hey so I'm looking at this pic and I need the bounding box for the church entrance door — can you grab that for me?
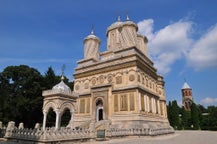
[96,99,103,122]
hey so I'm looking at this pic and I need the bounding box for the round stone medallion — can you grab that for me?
[108,75,113,83]
[92,79,96,85]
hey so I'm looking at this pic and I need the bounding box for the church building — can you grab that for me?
[73,15,170,129]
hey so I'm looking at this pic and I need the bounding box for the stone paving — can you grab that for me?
[84,130,217,144]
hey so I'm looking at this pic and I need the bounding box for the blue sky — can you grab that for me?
[0,0,217,107]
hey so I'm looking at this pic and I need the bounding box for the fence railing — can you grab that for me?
[2,121,174,143]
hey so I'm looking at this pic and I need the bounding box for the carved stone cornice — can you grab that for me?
[74,47,158,79]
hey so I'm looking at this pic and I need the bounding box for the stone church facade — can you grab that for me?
[73,16,170,129]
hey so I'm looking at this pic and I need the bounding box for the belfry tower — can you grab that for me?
[182,81,193,111]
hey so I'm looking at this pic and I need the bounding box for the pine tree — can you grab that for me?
[191,103,200,130]
[181,106,191,129]
[167,100,180,129]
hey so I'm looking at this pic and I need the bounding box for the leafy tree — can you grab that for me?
[0,65,74,128]
[0,65,43,128]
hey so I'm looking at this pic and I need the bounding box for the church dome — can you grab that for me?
[122,15,138,31]
[106,16,123,35]
[84,29,100,43]
[52,80,72,93]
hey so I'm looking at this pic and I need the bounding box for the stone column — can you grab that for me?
[154,99,156,114]
[42,111,47,131]
[0,121,2,129]
[138,93,141,111]
[151,98,154,113]
[157,100,160,115]
[164,102,167,118]
[55,110,61,130]
[18,123,24,129]
[67,111,74,128]
[5,121,15,137]
[144,95,147,112]
[147,96,149,112]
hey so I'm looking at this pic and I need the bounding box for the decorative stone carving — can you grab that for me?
[116,76,122,84]
[129,74,135,81]
[18,123,24,129]
[138,75,141,82]
[99,75,104,84]
[34,123,40,129]
[79,99,85,113]
[75,84,80,91]
[107,75,113,83]
[84,83,89,89]
[92,78,96,85]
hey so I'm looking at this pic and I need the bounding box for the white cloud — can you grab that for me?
[187,24,217,70]
[138,19,193,75]
[137,19,154,40]
[200,97,217,106]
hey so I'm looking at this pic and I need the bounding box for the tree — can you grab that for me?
[181,106,191,129]
[0,65,43,128]
[172,101,180,129]
[42,67,60,90]
[167,100,180,129]
[167,101,172,126]
[207,106,217,130]
[191,103,200,130]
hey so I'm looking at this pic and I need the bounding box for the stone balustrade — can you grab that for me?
[2,121,174,143]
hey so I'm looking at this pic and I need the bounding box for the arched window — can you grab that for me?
[185,91,188,96]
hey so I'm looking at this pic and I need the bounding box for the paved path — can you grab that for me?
[84,130,217,144]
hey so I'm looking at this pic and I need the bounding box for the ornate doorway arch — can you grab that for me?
[96,99,103,122]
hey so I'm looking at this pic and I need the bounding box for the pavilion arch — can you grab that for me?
[43,101,58,113]
[59,102,75,114]
[42,101,76,130]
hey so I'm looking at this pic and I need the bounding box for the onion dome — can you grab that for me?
[106,15,123,35]
[52,78,72,94]
[122,14,138,31]
[84,27,100,43]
